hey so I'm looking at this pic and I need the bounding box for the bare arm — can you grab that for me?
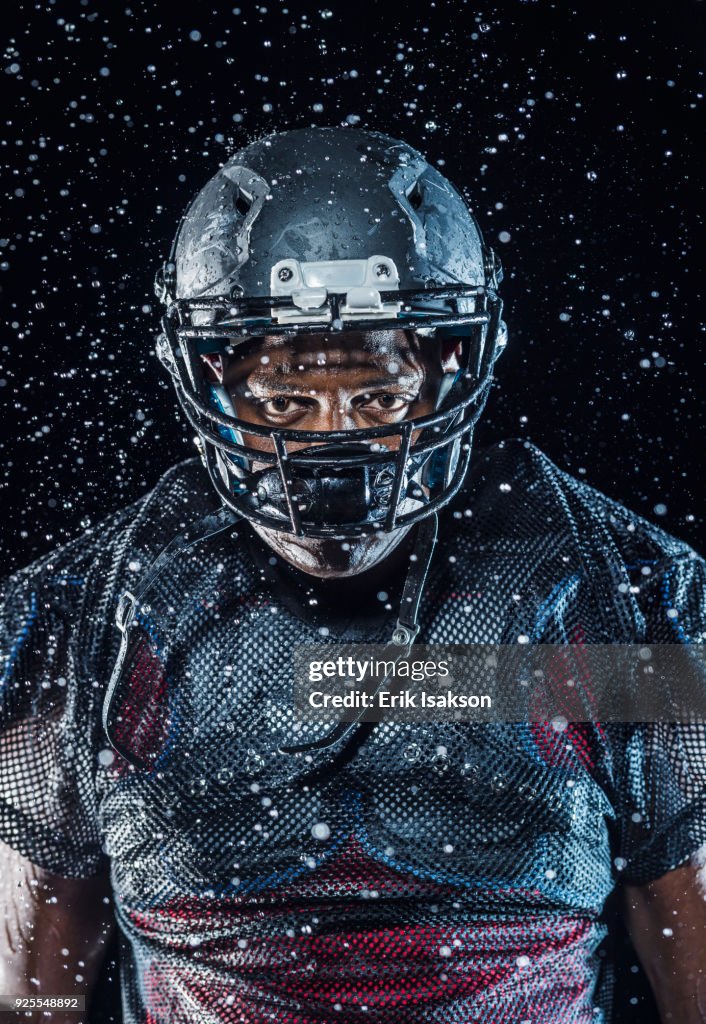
[625,857,706,1022]
[0,838,115,1024]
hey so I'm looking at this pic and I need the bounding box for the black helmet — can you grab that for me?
[155,126,507,538]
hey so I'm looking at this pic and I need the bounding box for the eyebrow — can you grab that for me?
[244,374,422,396]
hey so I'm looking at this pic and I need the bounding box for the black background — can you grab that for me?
[1,0,703,573]
[1,2,703,1018]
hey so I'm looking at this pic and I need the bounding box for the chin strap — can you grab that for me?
[278,511,439,757]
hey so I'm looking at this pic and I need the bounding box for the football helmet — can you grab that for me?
[154,127,507,538]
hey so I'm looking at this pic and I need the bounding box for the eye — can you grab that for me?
[259,396,308,417]
[361,392,413,413]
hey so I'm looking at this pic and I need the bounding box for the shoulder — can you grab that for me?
[1,458,216,670]
[443,439,704,641]
[3,459,210,591]
[464,437,700,567]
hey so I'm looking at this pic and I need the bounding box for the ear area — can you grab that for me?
[201,353,225,383]
[440,337,463,372]
[495,319,509,359]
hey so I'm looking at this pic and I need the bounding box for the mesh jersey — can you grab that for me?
[1,439,706,1024]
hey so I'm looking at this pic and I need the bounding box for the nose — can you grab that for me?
[298,393,360,436]
[323,397,357,433]
[309,398,409,455]
[275,399,356,460]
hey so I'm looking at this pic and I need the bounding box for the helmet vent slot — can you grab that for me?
[407,180,424,210]
[234,190,252,217]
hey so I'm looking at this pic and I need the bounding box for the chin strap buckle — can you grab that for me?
[154,260,177,304]
[115,591,137,633]
[484,248,503,289]
[391,621,420,649]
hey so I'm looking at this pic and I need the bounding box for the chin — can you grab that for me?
[251,524,411,579]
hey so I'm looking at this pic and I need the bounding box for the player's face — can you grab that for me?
[204,329,459,577]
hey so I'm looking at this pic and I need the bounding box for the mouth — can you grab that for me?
[254,522,406,579]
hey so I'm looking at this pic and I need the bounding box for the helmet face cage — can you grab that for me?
[154,128,506,538]
[159,288,503,538]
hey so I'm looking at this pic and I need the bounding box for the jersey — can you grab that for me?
[1,439,705,1024]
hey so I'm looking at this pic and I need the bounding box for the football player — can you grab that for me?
[1,127,705,1023]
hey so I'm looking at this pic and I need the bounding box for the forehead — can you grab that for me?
[225,329,428,378]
